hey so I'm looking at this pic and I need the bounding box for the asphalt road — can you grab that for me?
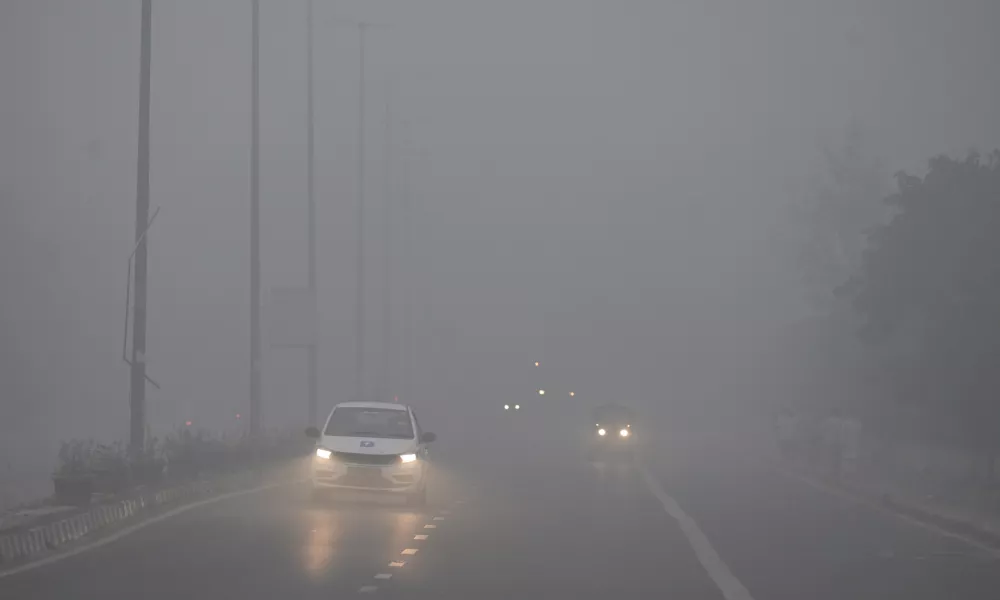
[2,428,999,599]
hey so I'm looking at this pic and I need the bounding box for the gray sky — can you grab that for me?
[2,0,998,467]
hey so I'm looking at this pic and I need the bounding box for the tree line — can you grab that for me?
[788,125,1000,455]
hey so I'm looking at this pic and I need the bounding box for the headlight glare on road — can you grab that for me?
[399,453,418,464]
[619,428,630,438]
[597,428,606,436]
[315,447,332,460]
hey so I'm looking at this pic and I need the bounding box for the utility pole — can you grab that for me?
[305,0,318,424]
[129,0,152,455]
[355,22,367,402]
[400,122,413,403]
[382,98,392,401]
[250,0,262,439]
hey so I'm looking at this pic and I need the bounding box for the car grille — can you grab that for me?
[337,467,407,489]
[332,451,400,466]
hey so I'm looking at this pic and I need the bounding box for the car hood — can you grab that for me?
[319,435,418,455]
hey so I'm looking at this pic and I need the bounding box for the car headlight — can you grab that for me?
[619,428,630,438]
[504,404,510,410]
[597,428,606,436]
[315,447,332,460]
[399,453,418,464]
[515,404,520,410]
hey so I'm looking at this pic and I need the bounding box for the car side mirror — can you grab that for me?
[420,432,437,444]
[305,426,321,439]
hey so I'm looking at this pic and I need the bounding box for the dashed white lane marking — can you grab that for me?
[640,468,755,600]
[0,479,297,579]
[358,496,460,593]
[439,509,451,515]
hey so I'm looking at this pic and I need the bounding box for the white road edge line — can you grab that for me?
[640,468,755,600]
[0,480,298,579]
[775,465,1000,559]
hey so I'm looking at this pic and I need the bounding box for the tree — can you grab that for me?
[776,123,890,417]
[843,150,1000,452]
[794,122,890,315]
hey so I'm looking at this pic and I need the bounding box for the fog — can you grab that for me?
[2,0,999,488]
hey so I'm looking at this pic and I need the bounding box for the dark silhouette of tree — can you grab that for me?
[843,150,1000,452]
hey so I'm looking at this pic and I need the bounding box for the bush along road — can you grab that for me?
[0,428,312,570]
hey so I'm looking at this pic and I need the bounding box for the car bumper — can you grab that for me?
[311,459,426,493]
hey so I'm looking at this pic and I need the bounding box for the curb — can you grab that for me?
[777,460,1000,553]
[859,483,1000,550]
[0,469,274,566]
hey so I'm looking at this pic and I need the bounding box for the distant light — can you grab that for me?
[538,389,545,396]
[514,404,520,410]
[185,420,192,427]
[569,391,575,397]
[236,413,241,419]
[534,361,539,367]
[393,395,399,403]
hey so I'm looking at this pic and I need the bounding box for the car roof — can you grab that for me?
[333,401,410,411]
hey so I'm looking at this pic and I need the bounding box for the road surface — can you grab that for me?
[2,431,998,599]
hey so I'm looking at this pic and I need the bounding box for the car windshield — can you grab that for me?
[593,406,633,426]
[324,407,414,439]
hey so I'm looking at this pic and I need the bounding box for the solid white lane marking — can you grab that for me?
[0,480,297,579]
[401,548,419,555]
[414,534,428,540]
[424,524,437,529]
[641,468,755,600]
[374,573,392,580]
[359,585,378,593]
[389,560,406,567]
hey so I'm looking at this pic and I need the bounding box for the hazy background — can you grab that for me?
[2,0,999,482]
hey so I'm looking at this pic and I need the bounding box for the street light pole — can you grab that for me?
[129,0,153,455]
[355,22,368,402]
[305,0,318,424]
[382,98,392,402]
[250,0,262,439]
[400,121,412,403]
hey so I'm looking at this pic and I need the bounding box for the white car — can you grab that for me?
[305,401,436,506]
